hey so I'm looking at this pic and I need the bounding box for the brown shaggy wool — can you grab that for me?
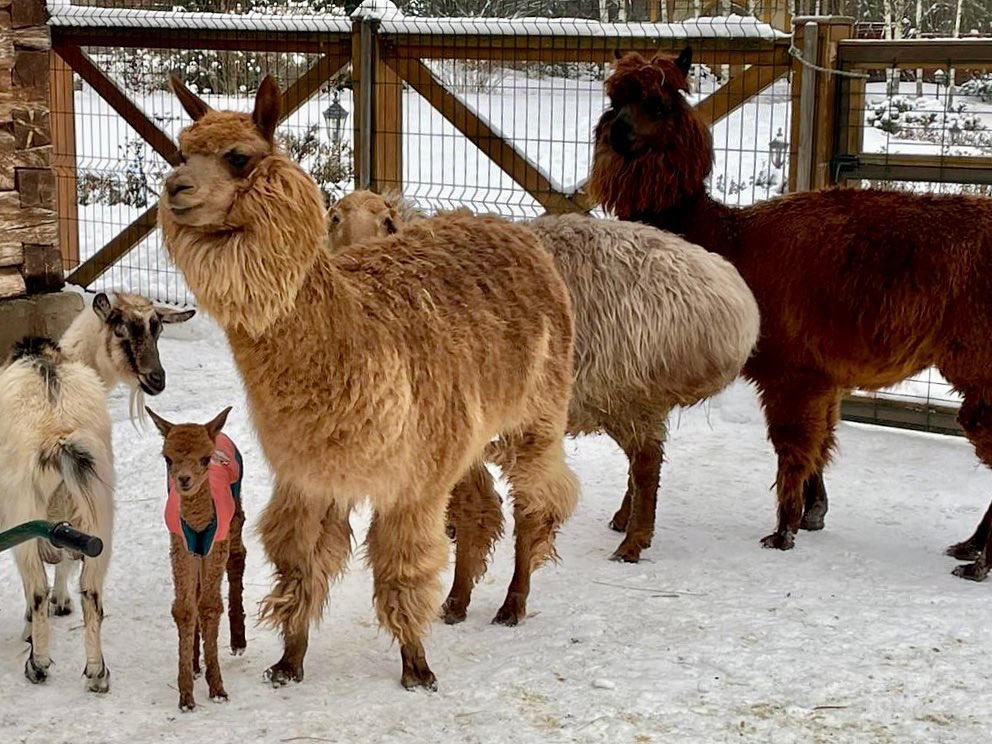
[158,76,579,689]
[589,47,992,581]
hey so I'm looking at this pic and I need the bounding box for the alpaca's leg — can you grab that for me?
[16,543,51,684]
[608,419,666,563]
[801,391,841,531]
[947,499,992,562]
[79,547,112,693]
[171,537,198,711]
[608,472,634,533]
[493,425,579,626]
[259,484,352,686]
[192,617,201,678]
[366,492,449,690]
[51,560,75,616]
[442,462,504,625]
[948,390,992,580]
[199,544,230,702]
[758,379,839,551]
[227,504,248,655]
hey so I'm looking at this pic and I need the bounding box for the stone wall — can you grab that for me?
[0,0,61,300]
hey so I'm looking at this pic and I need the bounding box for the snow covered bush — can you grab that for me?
[959,74,992,103]
[278,124,355,204]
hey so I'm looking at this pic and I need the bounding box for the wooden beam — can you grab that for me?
[694,64,789,128]
[838,39,992,69]
[373,42,403,193]
[65,204,158,289]
[387,56,584,215]
[51,26,352,56]
[279,53,350,120]
[836,154,992,186]
[54,43,180,165]
[49,48,79,270]
[841,394,962,437]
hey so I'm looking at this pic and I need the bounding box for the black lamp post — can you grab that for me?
[768,127,787,170]
[323,89,349,147]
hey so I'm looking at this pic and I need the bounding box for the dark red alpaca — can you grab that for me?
[589,47,992,580]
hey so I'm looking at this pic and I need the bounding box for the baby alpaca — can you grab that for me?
[147,406,246,711]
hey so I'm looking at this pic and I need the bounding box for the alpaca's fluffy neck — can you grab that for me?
[160,156,327,339]
[59,307,129,391]
[629,190,740,261]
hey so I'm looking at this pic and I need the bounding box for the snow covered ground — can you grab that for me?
[2,308,992,743]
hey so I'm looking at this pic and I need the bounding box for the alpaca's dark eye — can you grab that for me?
[646,100,669,120]
[226,151,250,170]
[200,456,211,467]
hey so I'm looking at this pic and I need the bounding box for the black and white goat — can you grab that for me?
[0,293,194,692]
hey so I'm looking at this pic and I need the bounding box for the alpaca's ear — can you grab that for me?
[157,306,196,324]
[92,292,112,321]
[384,206,400,235]
[252,75,281,143]
[169,75,212,122]
[145,407,174,438]
[204,406,232,441]
[327,206,342,227]
[675,46,692,77]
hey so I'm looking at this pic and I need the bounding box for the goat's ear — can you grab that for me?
[252,75,281,144]
[145,407,174,438]
[204,406,232,441]
[158,306,196,324]
[92,292,112,321]
[675,46,692,77]
[169,75,212,122]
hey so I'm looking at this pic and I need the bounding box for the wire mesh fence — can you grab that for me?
[48,1,793,306]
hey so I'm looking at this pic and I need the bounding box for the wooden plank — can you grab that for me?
[387,56,584,215]
[841,394,962,437]
[55,43,179,165]
[695,63,789,128]
[51,26,351,55]
[49,47,79,269]
[0,266,26,299]
[838,39,992,69]
[392,39,790,67]
[373,43,403,193]
[65,204,158,289]
[839,154,992,186]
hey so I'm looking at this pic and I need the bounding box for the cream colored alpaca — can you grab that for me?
[158,76,579,690]
[326,191,760,620]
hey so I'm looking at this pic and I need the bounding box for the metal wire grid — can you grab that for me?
[49,2,792,307]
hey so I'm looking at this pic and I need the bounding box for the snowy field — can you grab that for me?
[2,307,992,743]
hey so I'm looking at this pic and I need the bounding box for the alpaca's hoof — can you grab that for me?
[192,666,202,679]
[179,696,196,712]
[492,595,525,627]
[85,662,110,693]
[264,660,303,687]
[946,541,983,562]
[441,597,468,625]
[610,547,641,563]
[231,645,246,656]
[799,512,825,532]
[24,656,48,684]
[210,691,229,703]
[50,597,72,616]
[952,561,989,582]
[401,663,437,691]
[760,531,795,551]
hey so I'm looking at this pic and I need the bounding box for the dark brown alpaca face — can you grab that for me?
[597,48,694,160]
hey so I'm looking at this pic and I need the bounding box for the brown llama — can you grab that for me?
[158,76,579,689]
[325,190,760,620]
[146,406,246,711]
[589,46,992,580]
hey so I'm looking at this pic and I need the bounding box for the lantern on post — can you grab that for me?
[768,127,787,170]
[323,89,349,148]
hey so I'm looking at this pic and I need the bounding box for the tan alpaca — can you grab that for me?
[158,76,579,690]
[147,406,246,711]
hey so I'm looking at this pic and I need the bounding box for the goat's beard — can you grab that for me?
[128,385,147,431]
